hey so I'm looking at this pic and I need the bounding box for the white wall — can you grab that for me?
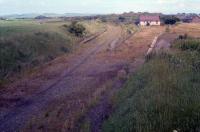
[140,21,160,26]
[150,21,161,26]
[140,21,147,26]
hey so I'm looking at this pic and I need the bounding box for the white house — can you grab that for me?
[140,15,161,26]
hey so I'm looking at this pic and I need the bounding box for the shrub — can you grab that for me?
[101,18,107,23]
[118,16,126,22]
[161,15,180,25]
[66,21,86,37]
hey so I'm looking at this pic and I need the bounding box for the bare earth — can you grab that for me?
[0,24,164,132]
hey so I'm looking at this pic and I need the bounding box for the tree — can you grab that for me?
[118,16,126,22]
[162,15,180,25]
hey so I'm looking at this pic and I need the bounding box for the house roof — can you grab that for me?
[140,15,160,21]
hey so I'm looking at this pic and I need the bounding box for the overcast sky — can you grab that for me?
[0,0,200,15]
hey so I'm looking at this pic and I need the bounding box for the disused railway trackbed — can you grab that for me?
[0,25,126,132]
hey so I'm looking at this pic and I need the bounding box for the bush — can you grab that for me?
[118,16,126,22]
[162,15,180,25]
[67,21,86,37]
[101,17,107,23]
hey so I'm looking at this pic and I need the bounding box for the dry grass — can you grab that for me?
[103,26,165,60]
[80,20,106,36]
[171,23,200,37]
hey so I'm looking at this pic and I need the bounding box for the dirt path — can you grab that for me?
[0,25,165,132]
[155,33,178,51]
[146,32,178,56]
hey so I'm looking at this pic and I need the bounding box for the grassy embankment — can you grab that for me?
[0,19,105,83]
[103,37,200,132]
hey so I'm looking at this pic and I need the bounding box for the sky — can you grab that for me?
[0,0,200,15]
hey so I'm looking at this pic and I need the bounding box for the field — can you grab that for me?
[0,19,105,82]
[171,23,200,37]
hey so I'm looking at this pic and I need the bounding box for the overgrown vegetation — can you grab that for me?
[0,20,105,82]
[174,37,200,51]
[0,32,72,80]
[103,38,200,132]
[65,21,86,37]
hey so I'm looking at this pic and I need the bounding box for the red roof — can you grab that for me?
[140,15,160,21]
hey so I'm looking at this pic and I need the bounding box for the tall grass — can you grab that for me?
[174,38,200,51]
[0,32,72,81]
[103,39,200,132]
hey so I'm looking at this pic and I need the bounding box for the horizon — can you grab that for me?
[1,11,200,18]
[1,12,200,15]
[0,0,200,16]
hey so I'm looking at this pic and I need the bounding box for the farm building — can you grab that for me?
[140,15,161,26]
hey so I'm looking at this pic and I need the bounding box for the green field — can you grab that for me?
[0,19,105,82]
[103,38,200,132]
[0,19,105,37]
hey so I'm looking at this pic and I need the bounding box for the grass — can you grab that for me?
[103,38,200,132]
[0,19,105,82]
[0,32,72,79]
[0,20,47,36]
[80,20,106,35]
[173,38,200,51]
[121,23,139,35]
[171,23,200,37]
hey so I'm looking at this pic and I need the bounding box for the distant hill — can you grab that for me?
[35,15,50,19]
[1,13,39,19]
[1,13,96,19]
